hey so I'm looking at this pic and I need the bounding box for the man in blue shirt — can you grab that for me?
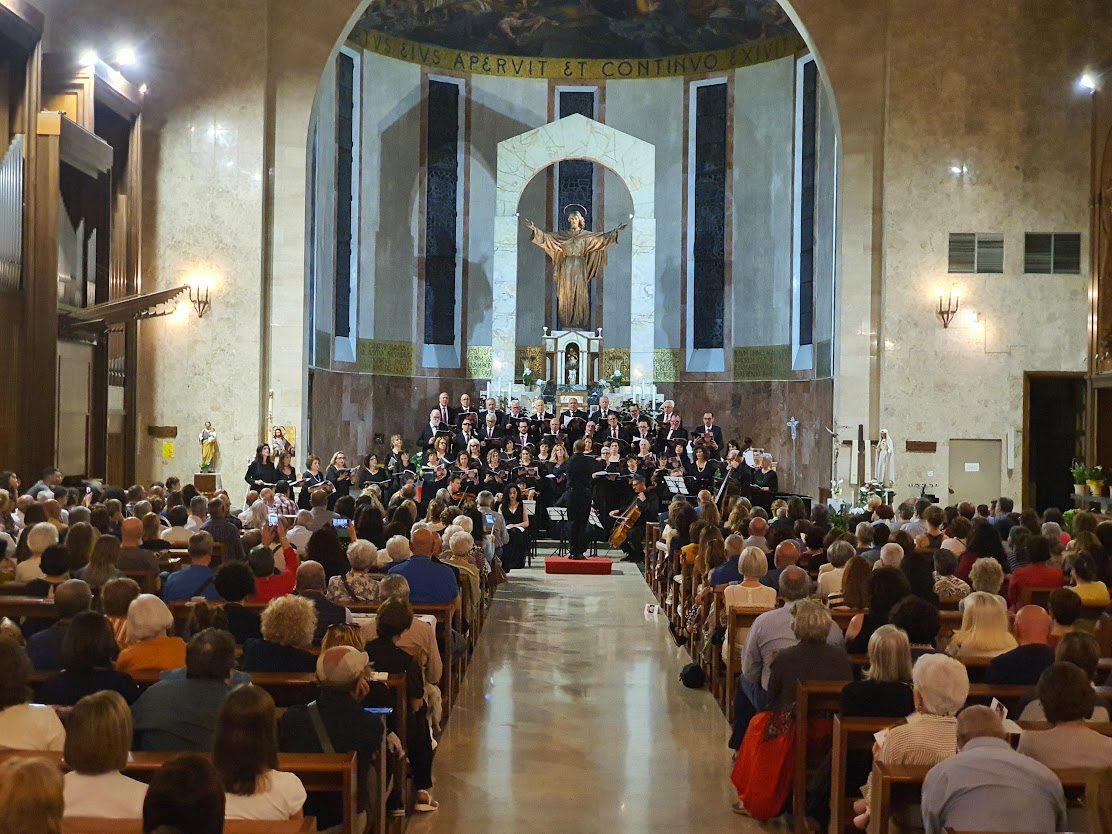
[388,528,458,604]
[710,534,745,586]
[162,532,221,601]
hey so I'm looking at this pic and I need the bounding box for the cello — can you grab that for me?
[608,499,642,548]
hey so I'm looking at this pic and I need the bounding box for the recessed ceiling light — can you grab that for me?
[115,46,137,66]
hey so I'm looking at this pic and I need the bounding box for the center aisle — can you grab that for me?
[408,561,773,833]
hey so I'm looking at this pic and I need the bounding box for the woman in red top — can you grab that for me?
[248,522,300,602]
[1007,535,1063,610]
[954,521,1007,582]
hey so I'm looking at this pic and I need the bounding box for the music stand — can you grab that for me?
[588,507,604,558]
[546,506,570,557]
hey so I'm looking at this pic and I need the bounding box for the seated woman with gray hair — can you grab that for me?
[959,557,1007,613]
[114,595,185,676]
[852,653,969,830]
[326,539,381,604]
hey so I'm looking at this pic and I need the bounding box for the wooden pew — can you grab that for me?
[63,819,316,833]
[791,680,1035,834]
[0,750,362,834]
[866,761,1103,834]
[830,715,902,834]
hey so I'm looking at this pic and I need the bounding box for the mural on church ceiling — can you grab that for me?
[357,0,796,58]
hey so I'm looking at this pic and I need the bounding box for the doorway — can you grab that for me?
[1026,374,1084,513]
[948,439,1002,506]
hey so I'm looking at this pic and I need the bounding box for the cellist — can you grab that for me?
[608,473,659,564]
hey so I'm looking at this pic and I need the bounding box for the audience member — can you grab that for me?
[888,595,940,655]
[142,754,225,834]
[161,505,193,545]
[743,516,769,552]
[921,705,1066,834]
[27,578,92,669]
[946,591,1018,659]
[1007,535,1064,609]
[62,690,147,817]
[242,595,318,672]
[296,560,352,642]
[38,611,136,705]
[1018,661,1112,768]
[213,561,263,642]
[0,755,64,834]
[765,600,852,712]
[831,554,870,609]
[932,549,970,599]
[1068,550,1110,606]
[15,521,58,580]
[723,546,777,609]
[77,534,124,589]
[759,540,800,590]
[201,497,246,562]
[845,567,911,653]
[899,551,939,605]
[162,531,221,601]
[24,543,70,597]
[132,628,239,751]
[327,538,381,603]
[710,534,745,585]
[960,557,1007,612]
[115,594,186,675]
[101,576,140,644]
[378,573,443,692]
[1023,632,1110,721]
[215,685,306,820]
[0,640,66,750]
[984,604,1053,685]
[117,516,160,576]
[279,646,385,832]
[1047,587,1084,647]
[388,528,458,604]
[817,539,853,600]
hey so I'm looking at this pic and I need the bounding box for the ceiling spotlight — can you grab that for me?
[115,46,137,66]
[79,50,98,67]
[1078,72,1098,92]
[949,165,962,175]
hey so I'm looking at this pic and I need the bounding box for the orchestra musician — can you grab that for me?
[445,472,467,504]
[608,473,659,563]
[556,438,601,559]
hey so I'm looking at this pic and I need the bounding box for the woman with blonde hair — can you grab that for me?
[241,595,318,673]
[77,534,124,589]
[115,595,186,675]
[63,690,147,817]
[960,557,1007,612]
[424,498,446,532]
[0,756,64,834]
[946,591,1018,658]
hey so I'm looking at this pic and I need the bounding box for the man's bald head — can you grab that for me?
[120,516,143,546]
[748,517,768,537]
[774,540,800,569]
[295,560,326,592]
[956,705,1006,748]
[779,565,810,601]
[725,533,745,557]
[1013,605,1051,646]
[410,528,438,557]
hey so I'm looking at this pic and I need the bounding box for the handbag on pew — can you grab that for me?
[729,710,795,820]
[487,555,507,589]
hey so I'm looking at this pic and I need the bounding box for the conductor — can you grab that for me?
[556,438,601,559]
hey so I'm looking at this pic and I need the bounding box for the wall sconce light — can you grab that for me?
[936,287,960,328]
[186,273,214,318]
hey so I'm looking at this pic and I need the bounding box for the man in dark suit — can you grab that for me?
[451,393,476,427]
[480,397,504,427]
[417,410,449,451]
[512,419,536,451]
[697,411,724,457]
[529,398,553,429]
[434,392,453,427]
[656,399,678,428]
[655,413,688,454]
[454,416,479,457]
[561,397,589,445]
[630,418,655,448]
[602,412,626,445]
[556,439,601,559]
[479,412,504,445]
[502,398,526,432]
[588,395,616,427]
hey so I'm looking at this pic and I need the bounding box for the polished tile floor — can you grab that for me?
[409,562,781,833]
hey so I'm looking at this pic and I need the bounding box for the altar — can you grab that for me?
[542,328,603,387]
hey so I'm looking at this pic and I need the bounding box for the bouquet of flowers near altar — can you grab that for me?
[858,479,889,505]
[610,367,623,389]
[830,478,844,499]
[521,364,534,388]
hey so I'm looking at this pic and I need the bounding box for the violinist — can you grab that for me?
[608,474,659,563]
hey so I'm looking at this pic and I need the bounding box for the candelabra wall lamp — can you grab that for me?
[187,272,215,318]
[936,286,960,328]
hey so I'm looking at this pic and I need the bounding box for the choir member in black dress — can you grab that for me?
[357,454,392,490]
[325,451,353,508]
[482,449,508,494]
[499,484,530,570]
[298,455,326,510]
[516,449,541,500]
[453,453,481,494]
[245,444,281,492]
[686,445,717,491]
[275,452,298,489]
[751,453,778,511]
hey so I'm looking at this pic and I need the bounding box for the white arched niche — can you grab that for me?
[491,113,656,384]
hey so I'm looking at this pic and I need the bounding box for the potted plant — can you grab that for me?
[1087,465,1106,497]
[1071,462,1089,496]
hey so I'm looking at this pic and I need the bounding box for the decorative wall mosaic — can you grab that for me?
[601,347,631,379]
[356,339,415,376]
[733,344,791,381]
[653,348,682,382]
[465,344,492,378]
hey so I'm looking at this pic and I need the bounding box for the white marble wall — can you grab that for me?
[492,113,656,381]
